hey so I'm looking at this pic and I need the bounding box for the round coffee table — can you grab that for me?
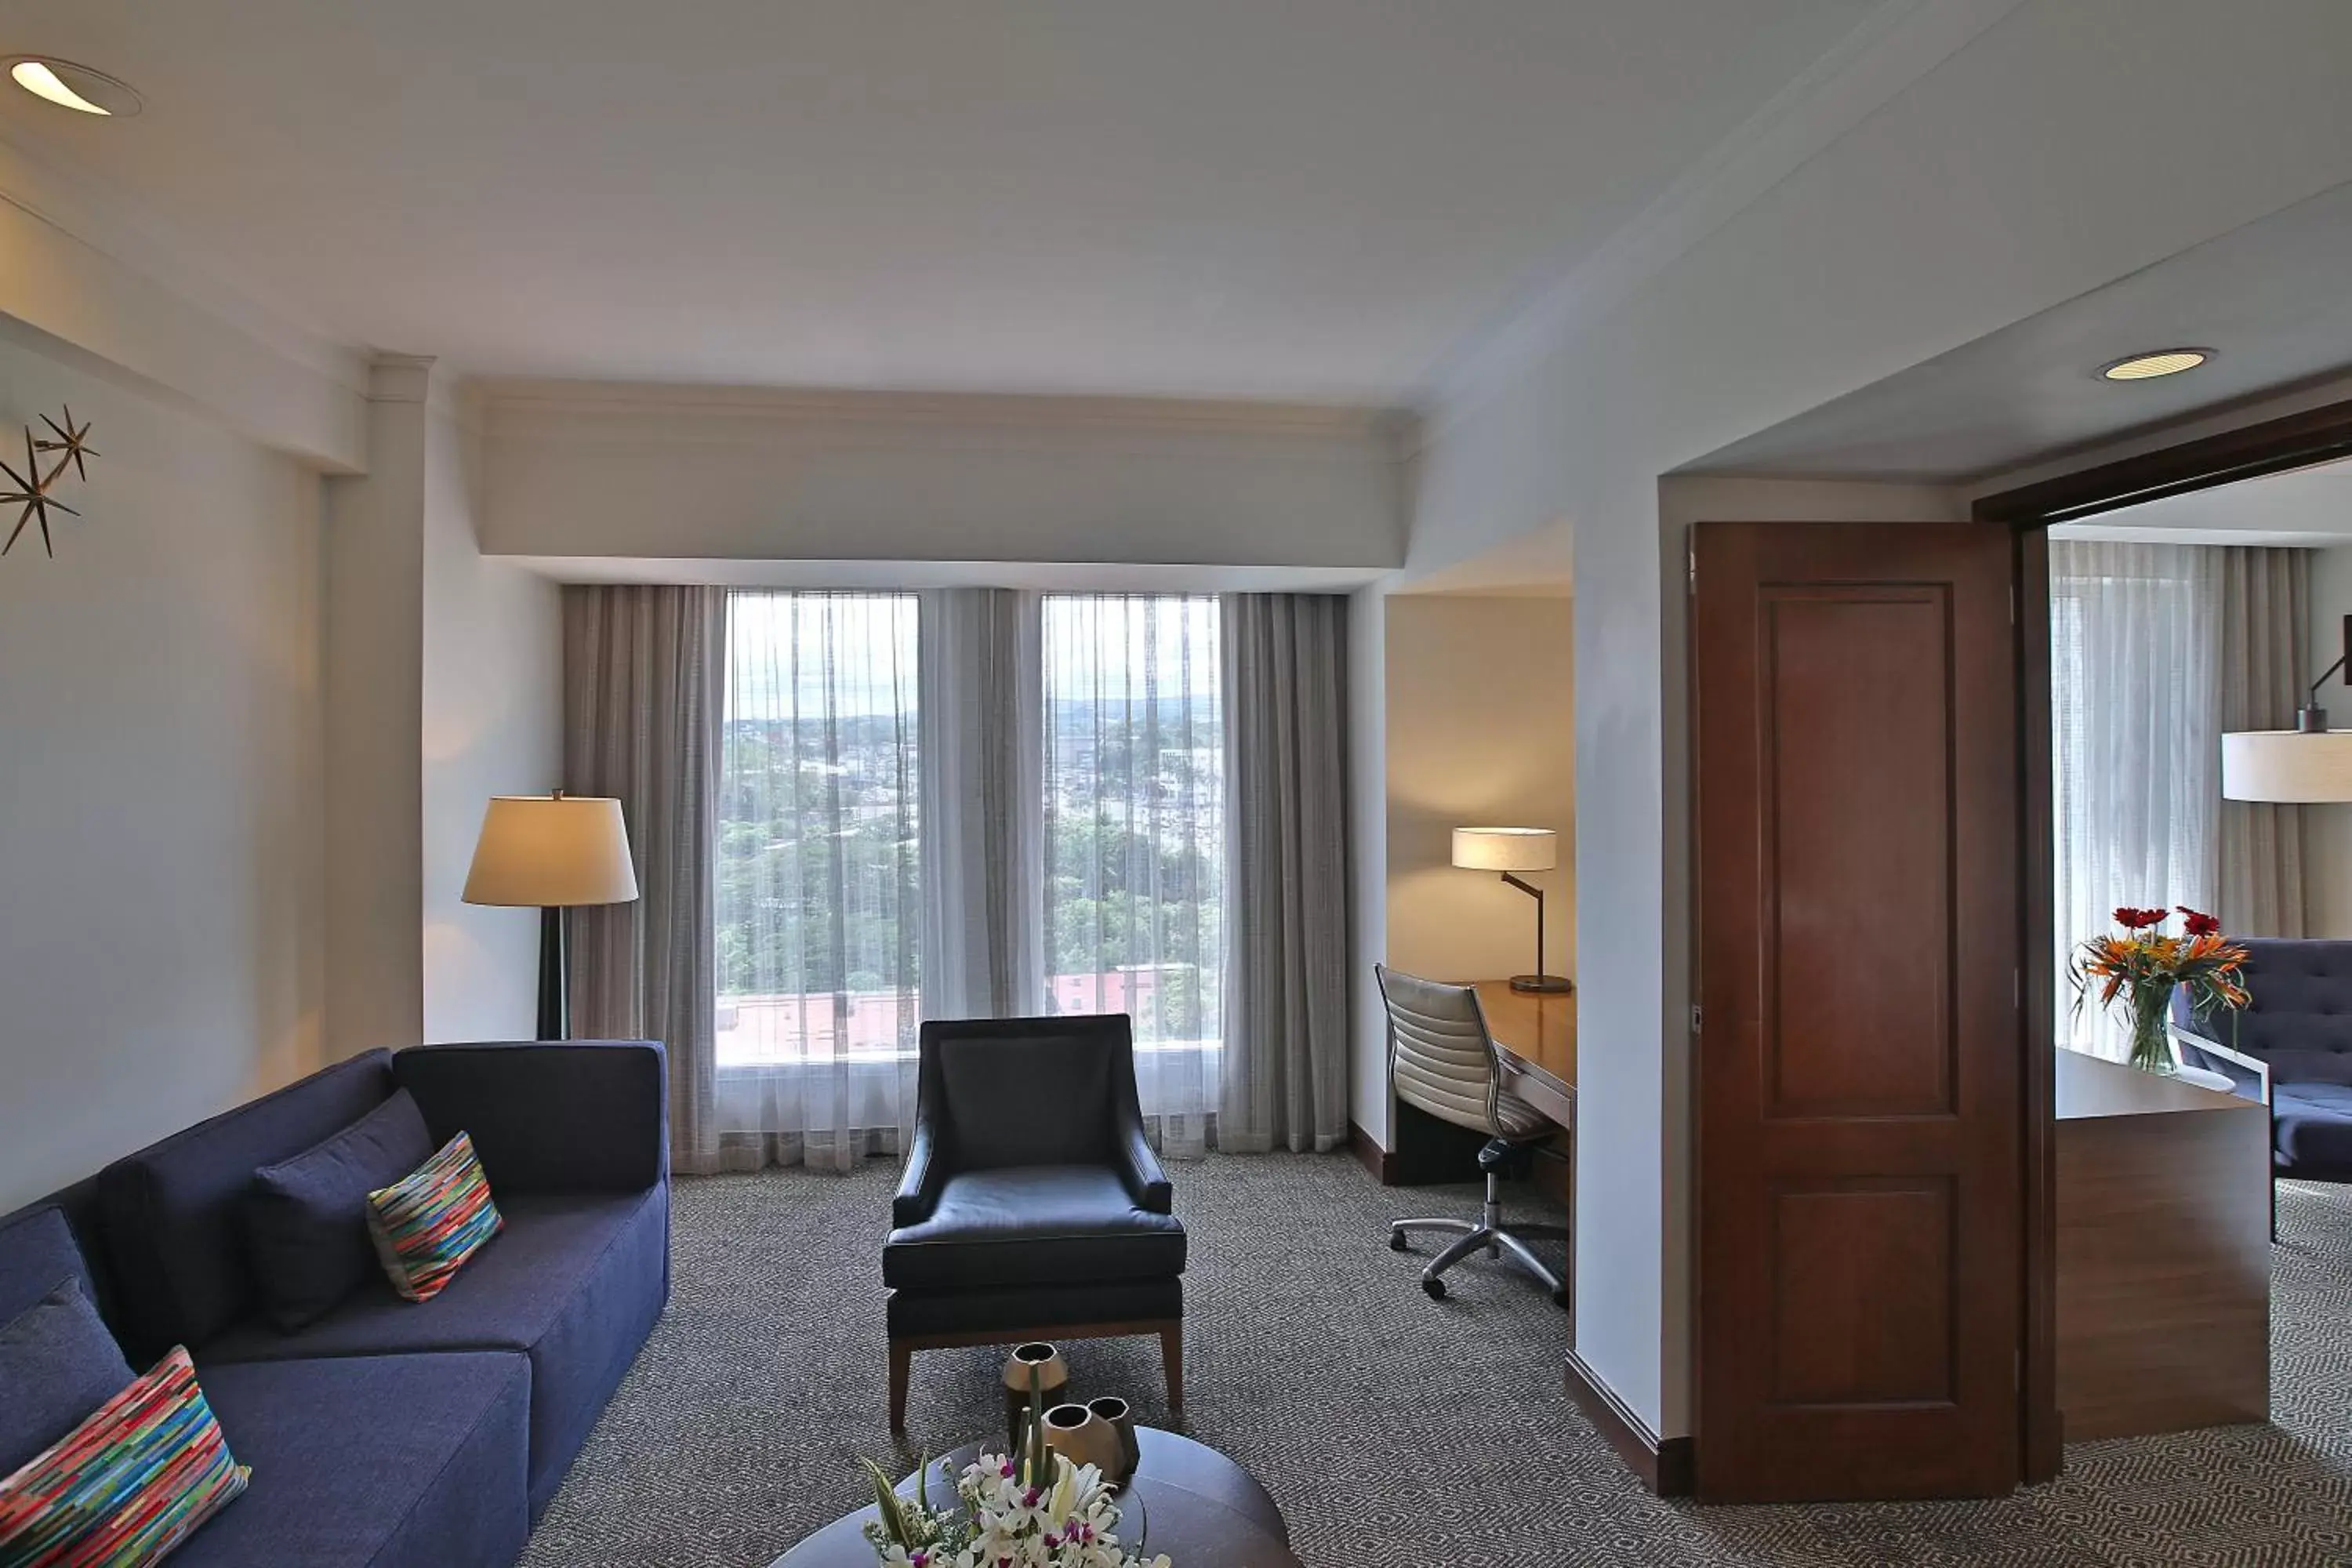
[771,1428,1298,1567]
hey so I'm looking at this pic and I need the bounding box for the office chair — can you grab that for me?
[1375,964,1569,1307]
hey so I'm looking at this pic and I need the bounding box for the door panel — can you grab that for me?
[1693,521,2023,1501]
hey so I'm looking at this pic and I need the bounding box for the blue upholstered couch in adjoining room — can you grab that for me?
[0,1039,670,1568]
[2172,937,2352,1184]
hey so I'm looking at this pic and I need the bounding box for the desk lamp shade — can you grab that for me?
[1451,827,1570,995]
[462,794,637,1039]
[463,795,639,907]
[1451,826,1557,873]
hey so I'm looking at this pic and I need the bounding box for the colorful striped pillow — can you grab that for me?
[0,1345,248,1566]
[365,1132,503,1302]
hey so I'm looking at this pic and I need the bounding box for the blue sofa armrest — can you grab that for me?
[394,1040,668,1196]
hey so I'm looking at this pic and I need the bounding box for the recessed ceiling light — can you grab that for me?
[5,56,141,117]
[2100,348,2211,382]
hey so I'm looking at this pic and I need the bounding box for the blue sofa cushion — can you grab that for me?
[2274,1082,2352,1178]
[0,1278,133,1476]
[201,1187,668,1519]
[0,1204,99,1327]
[177,1352,530,1568]
[395,1041,669,1194]
[98,1051,397,1359]
[246,1088,437,1332]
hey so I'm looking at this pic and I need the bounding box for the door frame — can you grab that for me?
[1973,392,2352,1483]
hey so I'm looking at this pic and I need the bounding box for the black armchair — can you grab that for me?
[882,1014,1186,1434]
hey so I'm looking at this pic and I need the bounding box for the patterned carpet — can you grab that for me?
[518,1156,2352,1567]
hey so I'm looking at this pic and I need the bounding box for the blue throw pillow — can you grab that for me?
[245,1088,436,1331]
[0,1277,134,1478]
[0,1205,97,1328]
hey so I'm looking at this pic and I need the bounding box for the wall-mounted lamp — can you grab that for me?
[2223,613,2352,803]
[1451,826,1571,995]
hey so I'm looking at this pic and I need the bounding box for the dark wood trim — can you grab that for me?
[2016,524,2063,1484]
[1564,1349,1693,1497]
[1973,396,2352,1481]
[891,1318,1183,1434]
[1973,394,2352,525]
[1348,1120,1398,1184]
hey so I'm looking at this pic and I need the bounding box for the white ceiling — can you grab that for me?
[2056,456,2352,548]
[0,0,1879,399]
[1687,175,2352,481]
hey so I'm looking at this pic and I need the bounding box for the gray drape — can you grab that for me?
[917,588,1047,1020]
[1219,593,1351,1153]
[2215,546,2307,935]
[564,584,727,1174]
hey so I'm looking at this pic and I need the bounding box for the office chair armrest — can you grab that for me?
[2169,1023,2270,1105]
[1112,1118,1174,1214]
[891,1116,946,1228]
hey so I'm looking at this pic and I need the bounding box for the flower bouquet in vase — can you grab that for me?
[857,1369,1171,1568]
[2068,905,2249,1075]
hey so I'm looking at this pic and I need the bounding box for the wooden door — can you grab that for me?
[1693,521,2025,1501]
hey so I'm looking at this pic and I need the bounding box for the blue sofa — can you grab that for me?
[0,1040,669,1568]
[2172,936,2352,1183]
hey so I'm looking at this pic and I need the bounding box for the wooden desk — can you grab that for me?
[1473,981,1577,1129]
[2054,1048,2270,1440]
[1383,981,1575,1187]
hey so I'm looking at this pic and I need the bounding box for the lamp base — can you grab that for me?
[1508,974,1573,996]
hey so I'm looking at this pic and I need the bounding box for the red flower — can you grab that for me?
[2178,907,2223,937]
[2113,906,2168,930]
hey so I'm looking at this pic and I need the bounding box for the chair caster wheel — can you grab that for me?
[1552,1286,1570,1310]
[1388,1230,1409,1252]
[1421,1276,1446,1301]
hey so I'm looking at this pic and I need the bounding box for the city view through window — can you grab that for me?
[713,593,1224,1068]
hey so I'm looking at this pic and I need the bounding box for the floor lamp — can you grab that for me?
[2223,615,2352,804]
[462,793,641,1040]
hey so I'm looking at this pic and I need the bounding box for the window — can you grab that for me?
[1042,595,1225,1053]
[715,592,920,1069]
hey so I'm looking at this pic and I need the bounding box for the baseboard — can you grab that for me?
[1563,1349,1693,1497]
[1348,1121,1398,1185]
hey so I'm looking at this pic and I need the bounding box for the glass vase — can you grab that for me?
[2125,987,2177,1076]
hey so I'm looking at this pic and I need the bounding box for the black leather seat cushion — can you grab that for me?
[883,1165,1187,1292]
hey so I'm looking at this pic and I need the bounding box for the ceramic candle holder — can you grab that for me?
[1002,1342,1068,1452]
[1086,1396,1140,1481]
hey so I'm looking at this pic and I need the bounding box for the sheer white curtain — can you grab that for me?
[2050,540,2307,1057]
[713,592,921,1171]
[1043,595,1225,1156]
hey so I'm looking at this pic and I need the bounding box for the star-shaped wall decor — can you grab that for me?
[3,408,96,560]
[34,405,97,482]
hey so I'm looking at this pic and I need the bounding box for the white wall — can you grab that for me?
[1383,594,1576,985]
[0,332,325,1210]
[1346,580,1391,1144]
[481,383,1410,572]
[421,404,561,1042]
[1406,0,2352,1440]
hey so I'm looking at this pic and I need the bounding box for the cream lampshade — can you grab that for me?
[463,793,638,1040]
[463,795,639,906]
[2221,730,2352,804]
[1451,827,1570,995]
[1450,826,1558,873]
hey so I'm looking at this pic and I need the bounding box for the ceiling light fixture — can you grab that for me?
[5,57,141,117]
[2100,348,2211,382]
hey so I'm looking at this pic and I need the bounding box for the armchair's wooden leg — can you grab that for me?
[889,1340,912,1435]
[1159,1324,1183,1413]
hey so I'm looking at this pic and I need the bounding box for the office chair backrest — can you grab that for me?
[1375,964,1506,1138]
[916,1013,1136,1170]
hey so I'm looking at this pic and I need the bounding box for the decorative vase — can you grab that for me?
[1086,1396,1140,1482]
[1002,1343,1068,1452]
[2126,984,2178,1076]
[1041,1402,1125,1481]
